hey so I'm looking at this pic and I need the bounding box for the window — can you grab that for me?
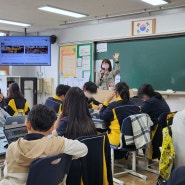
[0,32,6,36]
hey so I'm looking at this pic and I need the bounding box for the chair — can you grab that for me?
[26,153,72,185]
[66,133,113,185]
[111,114,152,185]
[146,112,177,174]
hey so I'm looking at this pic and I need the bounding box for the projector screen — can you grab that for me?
[0,36,51,66]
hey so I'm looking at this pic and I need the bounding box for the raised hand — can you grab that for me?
[113,53,120,62]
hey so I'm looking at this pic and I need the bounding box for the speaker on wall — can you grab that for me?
[50,35,57,44]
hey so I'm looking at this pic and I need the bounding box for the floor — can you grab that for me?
[113,155,158,185]
[115,169,158,185]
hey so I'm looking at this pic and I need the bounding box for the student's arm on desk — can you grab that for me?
[64,138,88,159]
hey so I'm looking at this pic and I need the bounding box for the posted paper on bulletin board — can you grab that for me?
[59,45,77,77]
[77,43,93,81]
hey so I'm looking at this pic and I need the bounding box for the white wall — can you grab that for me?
[10,11,185,110]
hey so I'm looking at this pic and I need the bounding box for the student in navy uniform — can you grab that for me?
[52,87,97,139]
[83,82,102,110]
[45,84,70,114]
[138,84,170,125]
[167,166,185,185]
[138,84,170,159]
[5,83,30,116]
[99,82,140,146]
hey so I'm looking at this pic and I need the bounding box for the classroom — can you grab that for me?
[0,0,185,185]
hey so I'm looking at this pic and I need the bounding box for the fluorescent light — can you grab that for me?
[0,32,6,36]
[38,6,87,18]
[0,19,31,27]
[141,0,168,6]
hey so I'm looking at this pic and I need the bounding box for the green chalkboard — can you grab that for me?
[95,36,185,91]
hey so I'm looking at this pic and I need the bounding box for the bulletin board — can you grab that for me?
[59,43,93,88]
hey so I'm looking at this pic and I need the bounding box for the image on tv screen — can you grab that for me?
[0,36,51,66]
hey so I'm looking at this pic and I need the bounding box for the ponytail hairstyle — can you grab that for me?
[138,84,162,99]
[115,82,130,102]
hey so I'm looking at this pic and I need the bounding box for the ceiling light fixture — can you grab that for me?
[38,6,87,18]
[141,0,169,6]
[0,19,31,27]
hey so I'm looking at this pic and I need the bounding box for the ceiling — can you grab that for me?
[0,0,185,33]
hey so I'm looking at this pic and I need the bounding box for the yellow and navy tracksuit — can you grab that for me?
[5,98,30,116]
[45,95,63,114]
[99,97,140,146]
[86,97,101,110]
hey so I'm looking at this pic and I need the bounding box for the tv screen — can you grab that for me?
[0,36,51,66]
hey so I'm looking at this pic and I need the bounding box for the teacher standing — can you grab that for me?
[96,53,120,90]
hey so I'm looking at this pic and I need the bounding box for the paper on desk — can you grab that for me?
[96,43,107,53]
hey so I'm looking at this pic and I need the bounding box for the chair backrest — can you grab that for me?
[26,153,72,185]
[120,113,152,149]
[66,133,113,185]
[158,112,177,129]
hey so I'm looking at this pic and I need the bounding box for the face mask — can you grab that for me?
[84,92,93,98]
[102,64,109,70]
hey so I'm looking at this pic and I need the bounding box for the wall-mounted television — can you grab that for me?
[0,36,51,66]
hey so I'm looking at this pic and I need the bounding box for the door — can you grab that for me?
[20,78,37,108]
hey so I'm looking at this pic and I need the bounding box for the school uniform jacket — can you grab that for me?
[45,95,63,114]
[99,97,140,146]
[5,98,30,116]
[0,134,88,185]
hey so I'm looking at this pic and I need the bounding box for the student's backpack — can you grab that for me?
[156,126,175,185]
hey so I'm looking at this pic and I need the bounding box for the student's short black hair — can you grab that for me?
[56,84,71,97]
[83,82,98,93]
[27,104,57,132]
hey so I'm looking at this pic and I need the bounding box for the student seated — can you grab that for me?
[138,84,170,159]
[99,82,140,146]
[172,109,185,168]
[5,83,30,116]
[53,87,97,139]
[83,82,102,110]
[138,84,170,125]
[0,104,88,185]
[0,107,10,126]
[45,84,70,114]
